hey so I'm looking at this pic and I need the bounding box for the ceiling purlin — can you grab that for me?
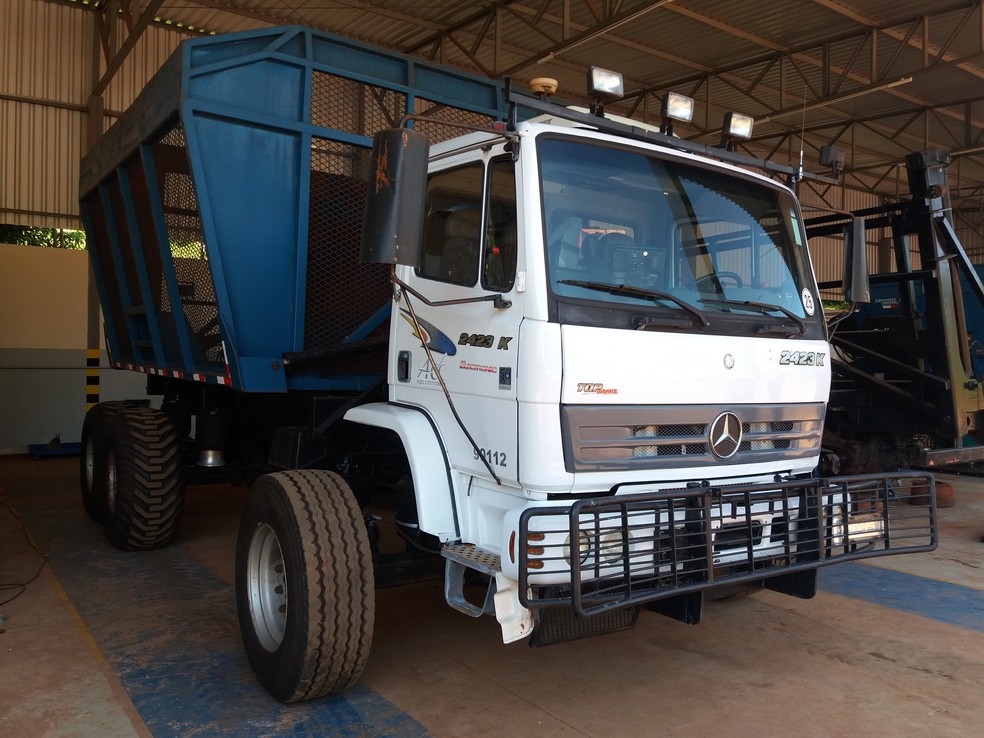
[443,30,496,77]
[93,0,166,96]
[300,0,445,34]
[826,121,853,148]
[513,3,715,76]
[746,56,779,96]
[405,2,521,55]
[663,3,785,52]
[932,106,965,149]
[499,0,675,77]
[879,17,921,81]
[631,3,983,106]
[811,0,984,83]
[786,55,823,100]
[498,3,562,48]
[711,73,776,117]
[935,3,978,61]
[531,0,552,26]
[188,0,301,28]
[582,0,603,26]
[830,31,870,96]
[470,10,496,58]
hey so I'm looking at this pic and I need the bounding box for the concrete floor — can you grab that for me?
[1,455,983,738]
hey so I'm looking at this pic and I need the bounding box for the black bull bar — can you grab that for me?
[518,473,937,617]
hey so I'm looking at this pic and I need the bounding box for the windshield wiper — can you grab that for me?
[559,280,709,328]
[700,298,805,335]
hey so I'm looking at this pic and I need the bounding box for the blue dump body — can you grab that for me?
[80,25,507,392]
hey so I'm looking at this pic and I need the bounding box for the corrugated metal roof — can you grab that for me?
[8,0,984,228]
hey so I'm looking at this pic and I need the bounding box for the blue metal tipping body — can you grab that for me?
[80,25,507,392]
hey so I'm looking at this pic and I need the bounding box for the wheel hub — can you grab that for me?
[246,523,288,652]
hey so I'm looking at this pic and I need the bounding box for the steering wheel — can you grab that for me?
[695,271,743,289]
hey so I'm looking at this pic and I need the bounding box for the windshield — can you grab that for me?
[539,136,818,331]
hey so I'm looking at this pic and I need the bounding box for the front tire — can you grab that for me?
[102,406,185,550]
[236,470,374,703]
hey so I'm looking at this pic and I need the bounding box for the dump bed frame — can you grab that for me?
[80,25,507,393]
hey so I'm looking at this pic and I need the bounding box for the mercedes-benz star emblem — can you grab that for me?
[709,411,742,459]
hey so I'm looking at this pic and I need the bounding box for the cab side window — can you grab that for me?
[483,158,517,292]
[418,164,483,286]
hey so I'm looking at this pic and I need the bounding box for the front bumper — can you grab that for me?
[516,472,937,616]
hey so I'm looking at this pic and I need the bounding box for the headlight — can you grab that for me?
[829,504,845,546]
[847,511,884,542]
[564,530,590,566]
[599,529,626,566]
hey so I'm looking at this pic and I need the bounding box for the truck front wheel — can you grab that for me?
[102,406,185,550]
[236,470,374,703]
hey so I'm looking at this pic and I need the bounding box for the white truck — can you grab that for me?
[78,26,937,703]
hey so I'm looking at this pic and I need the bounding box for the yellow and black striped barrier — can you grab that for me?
[86,348,100,412]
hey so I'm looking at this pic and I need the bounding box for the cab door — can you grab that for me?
[390,155,522,485]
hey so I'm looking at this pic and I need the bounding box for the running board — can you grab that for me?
[441,544,501,618]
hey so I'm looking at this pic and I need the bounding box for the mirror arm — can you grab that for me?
[391,268,511,309]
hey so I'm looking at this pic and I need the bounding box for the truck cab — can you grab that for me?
[350,106,917,640]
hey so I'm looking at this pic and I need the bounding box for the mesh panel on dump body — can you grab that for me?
[94,72,507,364]
[306,72,398,349]
[152,125,224,368]
[304,75,496,349]
[84,121,223,371]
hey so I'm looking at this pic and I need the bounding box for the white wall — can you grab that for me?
[0,242,147,454]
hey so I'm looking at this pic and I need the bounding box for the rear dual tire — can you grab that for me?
[97,405,185,550]
[79,401,132,522]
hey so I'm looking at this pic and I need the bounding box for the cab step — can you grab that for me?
[441,544,501,617]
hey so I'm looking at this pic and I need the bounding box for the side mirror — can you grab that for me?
[843,217,870,304]
[361,128,429,267]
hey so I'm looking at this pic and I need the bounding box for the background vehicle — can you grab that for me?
[79,25,936,703]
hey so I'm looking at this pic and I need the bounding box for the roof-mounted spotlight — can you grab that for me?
[660,92,694,136]
[719,111,754,151]
[820,145,846,182]
[586,67,623,117]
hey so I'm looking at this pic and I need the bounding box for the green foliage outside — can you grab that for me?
[0,224,87,250]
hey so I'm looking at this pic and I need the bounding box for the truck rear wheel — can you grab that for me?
[236,470,374,703]
[79,402,127,522]
[102,406,185,550]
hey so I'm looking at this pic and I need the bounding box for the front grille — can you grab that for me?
[562,403,824,472]
[518,472,937,616]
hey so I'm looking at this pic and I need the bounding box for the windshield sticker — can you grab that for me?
[801,289,816,316]
[400,310,457,356]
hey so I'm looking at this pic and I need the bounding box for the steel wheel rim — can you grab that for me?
[84,436,96,491]
[247,523,288,652]
[105,449,117,513]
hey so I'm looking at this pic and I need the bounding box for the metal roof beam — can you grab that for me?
[92,0,165,96]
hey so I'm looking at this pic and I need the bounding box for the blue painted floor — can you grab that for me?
[5,461,428,738]
[5,456,984,736]
[820,561,984,633]
[34,525,428,737]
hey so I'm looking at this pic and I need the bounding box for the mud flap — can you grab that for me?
[529,605,640,647]
[493,572,534,643]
